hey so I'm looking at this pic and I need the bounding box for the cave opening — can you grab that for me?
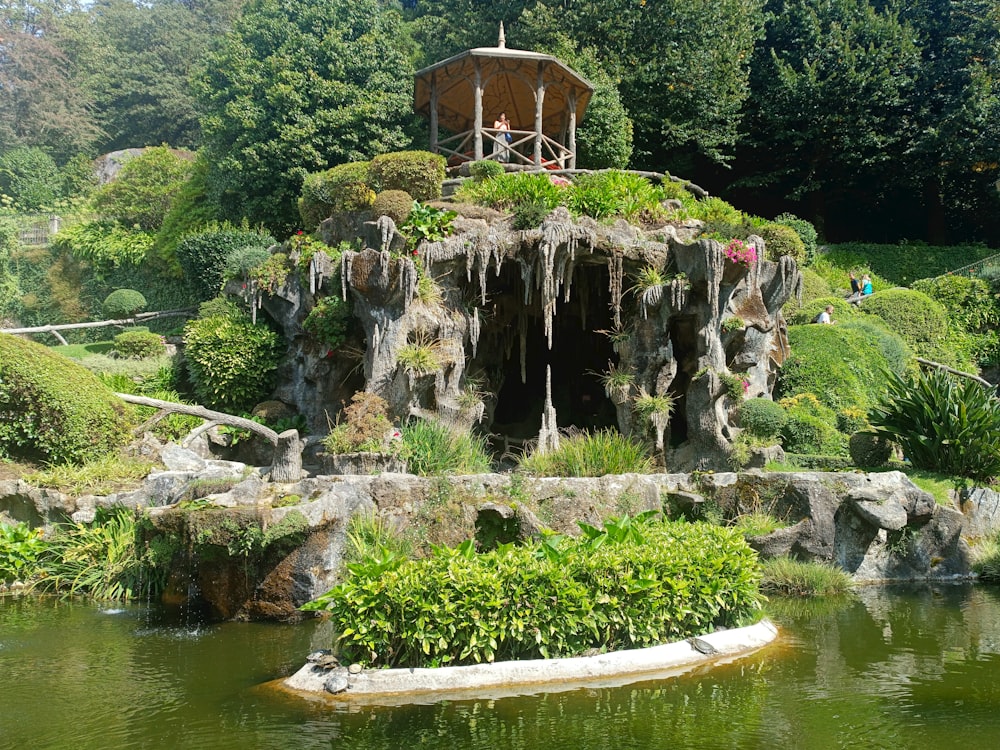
[479,262,619,443]
[667,315,700,447]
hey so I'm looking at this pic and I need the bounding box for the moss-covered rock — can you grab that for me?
[0,334,133,463]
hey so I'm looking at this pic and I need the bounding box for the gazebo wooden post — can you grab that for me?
[474,60,484,161]
[429,72,439,153]
[534,62,546,166]
[567,92,578,168]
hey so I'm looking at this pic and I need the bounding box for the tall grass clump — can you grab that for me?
[972,532,1000,581]
[760,557,853,596]
[519,429,653,477]
[401,419,491,476]
[563,170,664,221]
[454,172,562,212]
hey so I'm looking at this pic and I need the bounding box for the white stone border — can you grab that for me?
[279,619,778,704]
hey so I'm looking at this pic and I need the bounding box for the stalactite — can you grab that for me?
[519,312,528,384]
[400,256,418,313]
[650,410,669,452]
[608,249,624,328]
[377,215,395,253]
[667,277,688,311]
[519,258,534,305]
[537,366,560,455]
[578,266,589,331]
[640,284,663,319]
[467,307,481,359]
[341,251,355,301]
[309,254,318,295]
[706,240,725,318]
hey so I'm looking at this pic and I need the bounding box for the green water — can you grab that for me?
[3,583,1000,749]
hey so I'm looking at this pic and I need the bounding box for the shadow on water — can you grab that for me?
[3,583,1000,749]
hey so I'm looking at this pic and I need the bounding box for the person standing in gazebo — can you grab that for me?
[493,112,511,162]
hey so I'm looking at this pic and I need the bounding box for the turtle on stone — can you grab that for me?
[306,649,341,669]
[687,636,718,655]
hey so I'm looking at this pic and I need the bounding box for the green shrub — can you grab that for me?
[454,172,562,212]
[53,220,154,273]
[183,311,283,413]
[92,146,194,231]
[848,431,893,468]
[367,151,445,201]
[176,227,276,301]
[774,213,818,264]
[513,200,553,230]
[870,367,1000,481]
[0,146,61,209]
[758,222,806,265]
[400,202,457,250]
[152,155,218,272]
[469,160,505,181]
[112,330,164,359]
[0,334,133,464]
[838,318,914,375]
[0,521,48,584]
[303,516,762,667]
[972,531,1000,582]
[778,323,905,413]
[760,557,852,596]
[859,288,967,368]
[519,430,653,477]
[371,189,414,226]
[913,274,1000,367]
[323,392,395,454]
[102,289,147,319]
[223,245,271,281]
[298,161,374,229]
[563,170,663,222]
[400,419,491,475]
[302,295,352,348]
[738,398,787,439]
[782,268,832,320]
[823,242,995,287]
[780,411,848,455]
[836,406,869,434]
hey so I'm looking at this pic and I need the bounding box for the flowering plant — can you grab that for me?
[724,238,757,268]
[549,175,571,188]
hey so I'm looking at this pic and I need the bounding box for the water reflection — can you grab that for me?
[2,584,1000,749]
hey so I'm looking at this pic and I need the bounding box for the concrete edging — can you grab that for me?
[280,618,779,704]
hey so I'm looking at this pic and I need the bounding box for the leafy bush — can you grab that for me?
[371,190,414,226]
[0,334,133,464]
[400,202,457,251]
[774,213,818,264]
[0,146,61,209]
[367,151,445,201]
[176,227,276,301]
[0,522,47,584]
[298,162,373,229]
[112,330,165,359]
[859,288,967,368]
[93,146,195,230]
[223,245,271,282]
[738,398,787,439]
[102,289,147,319]
[400,419,491,476]
[513,200,553,230]
[323,392,396,454]
[848,431,893,468]
[870,367,1000,481]
[454,172,563,212]
[152,155,218,272]
[183,311,283,413]
[52,221,154,274]
[837,406,870,434]
[302,295,352,348]
[519,430,653,477]
[778,323,906,413]
[758,222,806,265]
[303,516,762,667]
[780,411,847,455]
[563,170,663,222]
[913,274,1000,367]
[469,160,505,181]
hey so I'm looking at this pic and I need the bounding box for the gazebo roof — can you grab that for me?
[414,45,593,134]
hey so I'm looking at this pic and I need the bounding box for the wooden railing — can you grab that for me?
[436,127,573,168]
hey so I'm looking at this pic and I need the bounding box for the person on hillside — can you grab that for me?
[860,274,873,296]
[816,305,835,324]
[849,271,861,296]
[493,112,511,163]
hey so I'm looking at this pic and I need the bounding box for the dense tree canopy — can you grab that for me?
[195,0,417,232]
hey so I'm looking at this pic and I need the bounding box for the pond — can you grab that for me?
[2,583,1000,749]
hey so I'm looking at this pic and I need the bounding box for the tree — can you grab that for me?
[195,0,417,233]
[92,145,195,230]
[0,145,62,208]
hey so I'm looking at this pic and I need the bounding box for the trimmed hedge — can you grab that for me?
[183,312,283,413]
[859,287,968,369]
[758,222,806,266]
[176,227,276,301]
[823,242,996,287]
[370,189,414,226]
[367,150,445,202]
[0,334,133,463]
[112,330,164,359]
[102,289,147,319]
[738,398,787,439]
[303,516,762,667]
[297,162,374,230]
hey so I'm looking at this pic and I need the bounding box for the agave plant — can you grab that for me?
[870,367,1000,481]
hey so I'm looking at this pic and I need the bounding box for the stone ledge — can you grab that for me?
[278,619,778,704]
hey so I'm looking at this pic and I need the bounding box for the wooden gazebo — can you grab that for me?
[413,26,593,169]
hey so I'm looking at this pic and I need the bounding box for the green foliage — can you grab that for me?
[183,311,283,413]
[153,156,219,271]
[774,213,819,264]
[821,243,997,288]
[780,411,848,456]
[0,146,61,209]
[322,392,395,455]
[564,170,663,222]
[759,557,853,597]
[400,202,458,251]
[32,508,167,601]
[454,172,563,213]
[303,516,762,667]
[176,227,276,301]
[196,0,414,232]
[519,430,653,477]
[0,334,133,464]
[738,398,787,439]
[112,330,164,360]
[512,200,553,230]
[870,367,1000,482]
[93,146,195,230]
[396,340,441,375]
[972,531,1000,582]
[344,512,413,566]
[913,274,1000,368]
[400,419,492,476]
[758,222,806,265]
[836,406,869,434]
[22,454,154,495]
[303,295,352,349]
[860,287,968,369]
[298,162,374,229]
[0,522,47,584]
[370,190,414,226]
[468,160,504,181]
[367,151,445,201]
[718,371,748,402]
[102,289,147,319]
[52,221,155,276]
[848,431,893,468]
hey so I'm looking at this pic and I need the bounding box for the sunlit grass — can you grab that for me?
[23,453,155,494]
[760,556,853,597]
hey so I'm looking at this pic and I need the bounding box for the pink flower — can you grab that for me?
[742,379,750,394]
[724,239,757,268]
[296,230,304,235]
